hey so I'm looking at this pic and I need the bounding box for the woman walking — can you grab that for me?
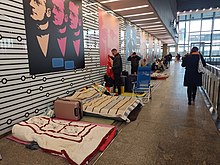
[181,47,206,105]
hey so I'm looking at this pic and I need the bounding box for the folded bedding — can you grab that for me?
[12,116,116,165]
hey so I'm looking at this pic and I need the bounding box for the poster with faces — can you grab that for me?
[23,0,85,75]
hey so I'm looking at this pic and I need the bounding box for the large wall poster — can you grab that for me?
[98,9,119,66]
[23,0,85,75]
[148,34,154,63]
[140,31,147,59]
[126,24,137,61]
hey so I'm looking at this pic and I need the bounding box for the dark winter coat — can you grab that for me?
[127,55,141,73]
[111,53,122,74]
[181,53,206,86]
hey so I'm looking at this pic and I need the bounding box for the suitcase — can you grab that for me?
[54,99,83,121]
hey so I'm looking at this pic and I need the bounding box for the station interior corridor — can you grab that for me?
[94,61,220,165]
[1,61,220,165]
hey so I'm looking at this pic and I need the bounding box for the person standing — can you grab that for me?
[109,48,122,95]
[127,52,141,74]
[181,47,206,105]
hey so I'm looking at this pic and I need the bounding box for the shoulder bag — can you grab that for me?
[198,55,205,74]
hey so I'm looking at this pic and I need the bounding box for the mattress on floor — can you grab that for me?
[65,88,143,122]
[12,116,116,165]
[83,95,142,122]
[151,72,169,80]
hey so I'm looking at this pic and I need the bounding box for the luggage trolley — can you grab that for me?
[132,66,151,103]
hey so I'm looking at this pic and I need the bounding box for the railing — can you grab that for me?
[202,63,220,119]
[204,57,220,67]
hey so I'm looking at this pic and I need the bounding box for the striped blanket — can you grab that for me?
[12,116,116,165]
[66,88,142,122]
[84,95,142,122]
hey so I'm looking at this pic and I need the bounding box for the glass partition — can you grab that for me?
[177,11,220,57]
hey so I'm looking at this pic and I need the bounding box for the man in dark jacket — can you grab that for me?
[181,47,206,105]
[127,52,141,74]
[110,48,122,95]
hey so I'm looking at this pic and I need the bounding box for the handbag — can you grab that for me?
[198,55,205,74]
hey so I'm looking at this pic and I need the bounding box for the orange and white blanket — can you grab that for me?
[12,116,116,165]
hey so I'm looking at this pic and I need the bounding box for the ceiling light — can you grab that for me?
[203,8,205,11]
[144,27,165,30]
[148,29,166,31]
[183,11,186,13]
[196,9,199,12]
[131,17,158,22]
[149,32,167,34]
[157,36,171,38]
[150,29,166,31]
[209,7,212,10]
[100,0,120,4]
[141,25,163,28]
[151,32,167,35]
[177,11,180,15]
[144,28,164,33]
[149,30,167,33]
[136,22,161,26]
[124,12,154,18]
[189,10,192,12]
[217,7,219,9]
[114,5,149,12]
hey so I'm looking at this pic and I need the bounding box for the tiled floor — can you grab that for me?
[95,61,220,165]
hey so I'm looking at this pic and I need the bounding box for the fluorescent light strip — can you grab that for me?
[158,36,171,38]
[124,12,154,18]
[114,5,149,12]
[150,31,167,34]
[141,25,163,28]
[100,0,120,4]
[131,17,158,22]
[144,27,165,30]
[136,21,161,26]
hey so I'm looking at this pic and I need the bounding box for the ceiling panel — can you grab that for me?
[97,0,148,10]
[177,0,220,12]
[116,7,153,16]
[127,15,158,21]
[96,0,175,44]
[130,19,161,24]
